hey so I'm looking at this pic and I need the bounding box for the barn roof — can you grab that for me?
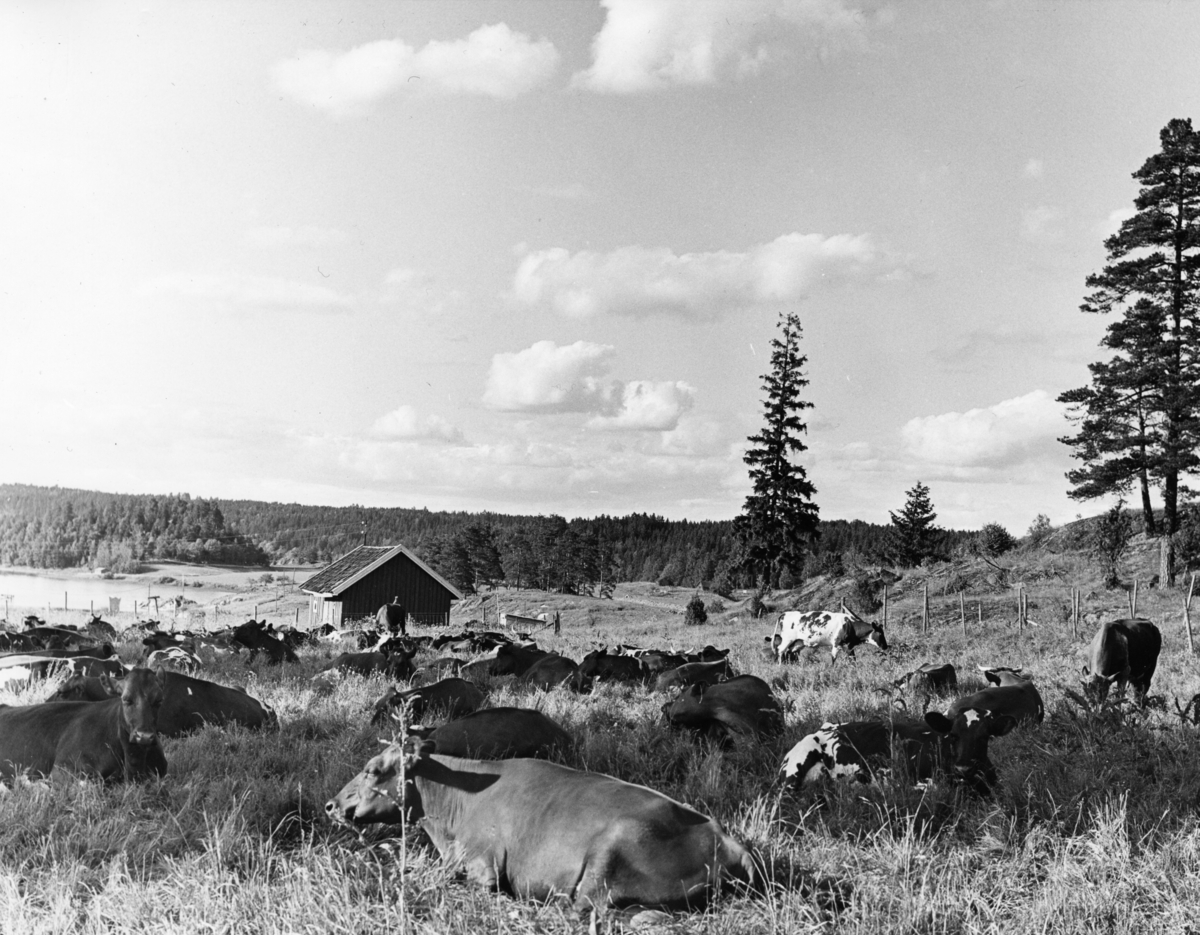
[300,544,463,601]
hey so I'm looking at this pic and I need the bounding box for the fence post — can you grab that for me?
[64,591,68,611]
[295,607,300,626]
[1071,587,1077,640]
[1129,579,1137,618]
[1186,573,1196,656]
[882,585,888,630]
[960,590,966,636]
[978,600,982,629]
[922,584,929,634]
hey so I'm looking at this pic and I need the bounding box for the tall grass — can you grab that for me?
[3,578,1200,932]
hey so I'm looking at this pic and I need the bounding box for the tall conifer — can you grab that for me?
[733,311,819,587]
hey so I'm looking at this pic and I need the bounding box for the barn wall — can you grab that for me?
[339,553,453,625]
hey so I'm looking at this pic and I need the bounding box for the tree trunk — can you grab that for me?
[1161,533,1177,589]
[1139,464,1157,535]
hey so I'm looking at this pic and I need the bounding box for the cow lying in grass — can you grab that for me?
[328,736,756,917]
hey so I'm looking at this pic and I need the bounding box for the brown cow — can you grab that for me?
[371,677,485,727]
[1082,619,1162,705]
[662,675,783,743]
[327,739,756,915]
[410,708,571,760]
[520,654,578,691]
[47,671,276,737]
[652,659,734,693]
[0,667,166,781]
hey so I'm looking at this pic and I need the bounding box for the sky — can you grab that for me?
[4,0,1200,532]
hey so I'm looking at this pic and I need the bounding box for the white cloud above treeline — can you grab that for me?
[369,405,463,443]
[899,390,1064,473]
[573,0,873,93]
[482,340,695,431]
[273,23,560,116]
[512,232,901,319]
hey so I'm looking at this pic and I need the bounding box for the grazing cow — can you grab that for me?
[47,671,275,736]
[408,708,571,760]
[1082,618,1162,705]
[770,611,887,663]
[327,739,757,915]
[520,654,578,691]
[923,676,1044,789]
[652,660,734,694]
[320,648,416,681]
[376,599,407,636]
[662,675,783,743]
[893,662,958,694]
[232,621,298,665]
[781,719,951,787]
[0,667,166,781]
[571,648,648,692]
[370,677,485,727]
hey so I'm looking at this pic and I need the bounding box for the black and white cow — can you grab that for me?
[769,610,887,663]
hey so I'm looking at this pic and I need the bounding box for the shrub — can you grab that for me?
[706,597,726,615]
[978,522,1017,557]
[684,593,707,626]
[747,591,772,619]
[1027,513,1053,545]
[847,576,882,615]
[1092,500,1134,589]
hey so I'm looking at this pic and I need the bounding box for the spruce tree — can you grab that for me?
[887,481,940,567]
[1059,118,1200,581]
[733,310,819,588]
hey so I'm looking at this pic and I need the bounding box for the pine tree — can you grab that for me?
[1060,118,1200,581]
[733,310,819,588]
[887,481,940,567]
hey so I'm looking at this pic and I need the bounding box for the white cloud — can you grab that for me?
[900,390,1064,472]
[369,405,463,443]
[573,0,871,93]
[1023,158,1044,179]
[138,272,353,313]
[1021,205,1065,244]
[273,23,560,116]
[243,225,348,247]
[512,232,900,319]
[483,340,616,412]
[589,380,695,431]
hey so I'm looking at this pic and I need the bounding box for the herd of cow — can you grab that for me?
[0,605,1168,920]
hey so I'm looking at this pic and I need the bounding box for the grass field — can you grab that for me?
[3,550,1200,934]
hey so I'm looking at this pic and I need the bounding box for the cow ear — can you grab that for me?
[99,672,120,695]
[989,715,1018,737]
[1081,664,1089,676]
[924,712,953,733]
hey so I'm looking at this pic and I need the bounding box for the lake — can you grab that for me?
[0,570,236,616]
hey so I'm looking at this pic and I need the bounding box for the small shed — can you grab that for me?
[300,544,463,629]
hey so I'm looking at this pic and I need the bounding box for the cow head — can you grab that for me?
[1080,663,1124,704]
[120,667,165,747]
[924,708,1014,791]
[326,736,436,825]
[866,624,888,652]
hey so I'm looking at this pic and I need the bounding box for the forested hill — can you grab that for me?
[0,483,977,592]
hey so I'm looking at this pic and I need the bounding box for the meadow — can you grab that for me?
[2,548,1200,934]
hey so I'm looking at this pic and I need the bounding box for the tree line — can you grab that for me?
[0,482,982,594]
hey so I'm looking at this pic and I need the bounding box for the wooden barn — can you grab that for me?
[300,544,463,629]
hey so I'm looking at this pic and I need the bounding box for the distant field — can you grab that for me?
[3,562,1200,932]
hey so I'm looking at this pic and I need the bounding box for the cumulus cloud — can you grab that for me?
[573,0,872,93]
[369,405,463,443]
[483,340,616,412]
[589,380,695,431]
[138,272,353,313]
[512,232,899,320]
[243,225,348,247]
[273,23,560,116]
[1021,205,1065,244]
[900,390,1064,472]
